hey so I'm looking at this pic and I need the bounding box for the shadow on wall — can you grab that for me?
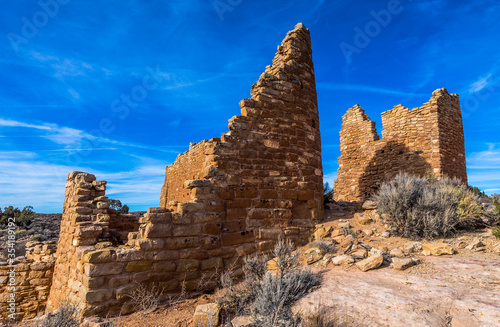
[358,141,432,198]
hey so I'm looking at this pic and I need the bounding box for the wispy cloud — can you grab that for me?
[469,73,493,93]
[0,157,165,213]
[317,83,428,97]
[466,143,500,194]
[0,118,51,130]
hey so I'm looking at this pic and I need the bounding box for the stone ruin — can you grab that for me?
[0,22,470,322]
[333,88,467,202]
[0,23,323,321]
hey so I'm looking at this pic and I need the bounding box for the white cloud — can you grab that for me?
[0,158,165,213]
[469,73,493,93]
[0,118,51,130]
[467,143,500,169]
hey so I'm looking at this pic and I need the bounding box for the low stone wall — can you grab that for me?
[0,241,56,322]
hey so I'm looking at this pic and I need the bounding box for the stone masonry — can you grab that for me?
[33,23,323,319]
[334,88,467,202]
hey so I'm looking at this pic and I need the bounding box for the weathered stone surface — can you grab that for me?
[355,254,383,272]
[124,261,152,273]
[330,255,355,266]
[391,258,417,271]
[404,242,423,253]
[193,303,220,327]
[465,239,486,252]
[83,250,114,264]
[231,316,253,327]
[334,88,467,202]
[362,200,377,210]
[305,247,325,264]
[422,243,454,256]
[313,226,332,240]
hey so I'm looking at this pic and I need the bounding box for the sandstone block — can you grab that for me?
[125,261,152,272]
[355,254,383,272]
[391,258,417,271]
[193,303,220,327]
[362,200,377,210]
[82,289,114,304]
[330,255,354,266]
[83,249,114,264]
[136,239,164,251]
[305,247,324,264]
[176,259,200,272]
[422,243,454,256]
[184,179,212,189]
[84,263,123,277]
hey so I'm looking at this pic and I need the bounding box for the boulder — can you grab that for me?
[389,248,405,257]
[330,255,354,266]
[313,226,332,240]
[331,228,345,237]
[404,242,423,253]
[363,229,374,237]
[231,316,253,327]
[355,254,384,272]
[466,239,486,252]
[362,200,377,210]
[193,303,220,327]
[357,214,373,225]
[391,258,418,271]
[305,247,325,264]
[422,243,454,256]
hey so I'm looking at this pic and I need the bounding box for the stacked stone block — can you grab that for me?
[36,23,323,319]
[334,88,467,202]
[0,242,56,322]
[160,22,323,252]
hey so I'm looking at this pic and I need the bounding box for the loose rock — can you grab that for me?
[355,253,383,272]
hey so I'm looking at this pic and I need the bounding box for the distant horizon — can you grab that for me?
[1,0,499,213]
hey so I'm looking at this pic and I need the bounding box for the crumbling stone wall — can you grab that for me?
[160,22,323,251]
[42,23,323,318]
[334,88,467,202]
[0,241,56,322]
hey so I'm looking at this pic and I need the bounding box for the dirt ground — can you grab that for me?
[105,205,500,327]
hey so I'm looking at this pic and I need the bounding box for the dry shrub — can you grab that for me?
[27,301,80,327]
[127,284,164,314]
[375,173,484,239]
[217,239,320,327]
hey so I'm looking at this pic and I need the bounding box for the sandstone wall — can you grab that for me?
[0,242,56,322]
[160,22,323,251]
[334,88,467,202]
[42,23,323,319]
[160,139,219,205]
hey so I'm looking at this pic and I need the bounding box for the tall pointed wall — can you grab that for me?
[41,23,323,319]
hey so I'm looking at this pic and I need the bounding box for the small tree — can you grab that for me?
[107,199,130,213]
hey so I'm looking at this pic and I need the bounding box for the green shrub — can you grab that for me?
[492,195,500,216]
[493,227,500,239]
[0,205,34,228]
[375,173,484,240]
[468,186,486,198]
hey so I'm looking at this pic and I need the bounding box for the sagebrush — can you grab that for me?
[217,239,320,327]
[375,173,484,239]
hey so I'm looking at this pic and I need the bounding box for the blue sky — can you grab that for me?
[1,0,499,213]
